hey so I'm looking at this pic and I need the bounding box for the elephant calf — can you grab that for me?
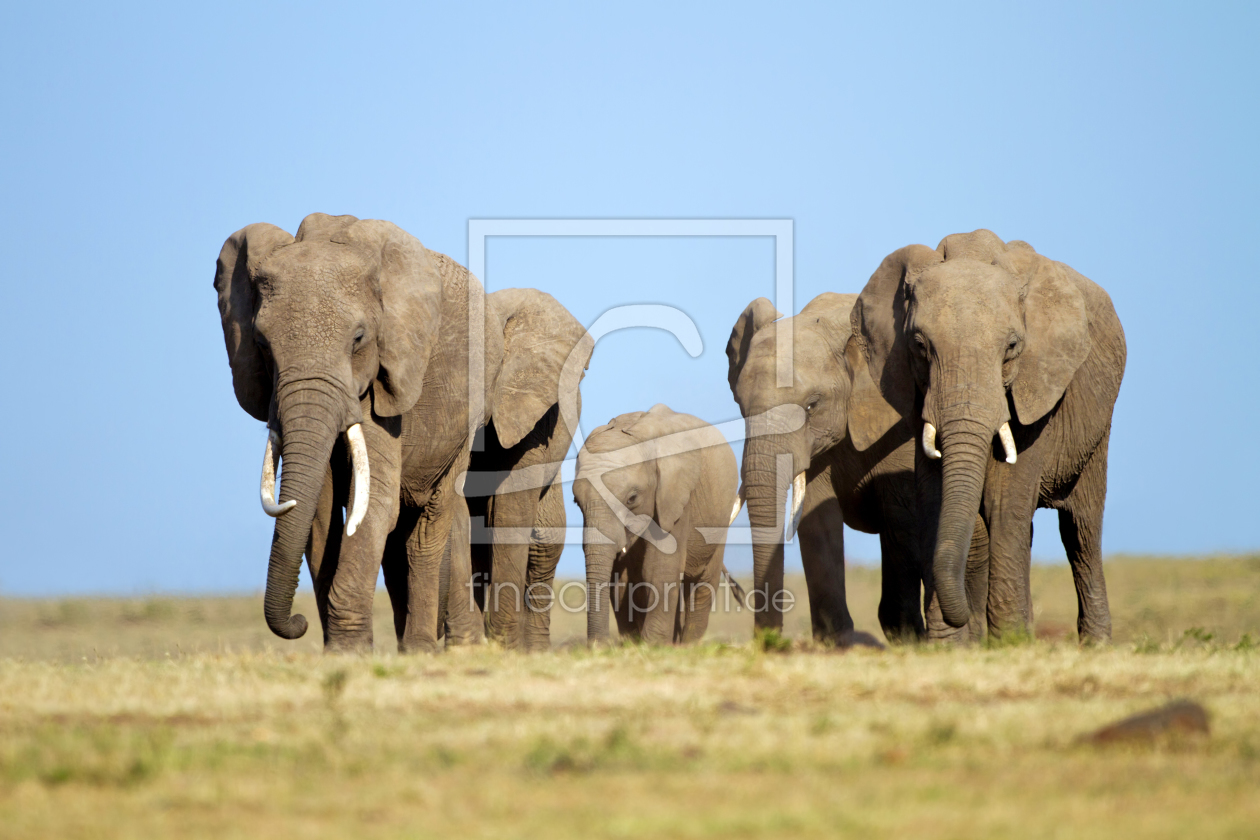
[574,405,740,645]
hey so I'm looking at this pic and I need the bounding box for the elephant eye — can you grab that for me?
[1005,334,1021,359]
[353,328,366,348]
[913,334,928,356]
[805,397,820,413]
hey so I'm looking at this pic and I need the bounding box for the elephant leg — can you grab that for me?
[923,513,987,644]
[876,524,925,644]
[484,493,536,649]
[611,562,636,640]
[796,467,852,643]
[324,422,402,653]
[381,509,416,646]
[305,451,347,645]
[637,515,687,645]
[399,463,461,654]
[1058,430,1112,644]
[983,457,1041,640]
[523,478,564,652]
[964,514,990,642]
[444,492,484,647]
[679,550,722,644]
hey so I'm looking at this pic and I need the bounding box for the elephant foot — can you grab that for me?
[837,629,886,650]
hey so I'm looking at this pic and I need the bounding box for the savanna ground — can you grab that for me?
[2,556,1258,839]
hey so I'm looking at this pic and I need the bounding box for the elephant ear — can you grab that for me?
[848,244,940,449]
[725,297,783,398]
[331,219,444,417]
[488,287,593,449]
[995,244,1091,424]
[636,406,703,534]
[213,222,295,421]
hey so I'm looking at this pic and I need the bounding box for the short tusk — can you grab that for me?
[728,485,745,526]
[922,422,942,459]
[260,429,297,517]
[345,424,370,536]
[998,422,1018,465]
[787,472,807,540]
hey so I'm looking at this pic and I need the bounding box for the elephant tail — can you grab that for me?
[721,567,747,610]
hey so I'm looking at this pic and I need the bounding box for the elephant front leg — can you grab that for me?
[305,450,347,645]
[875,518,926,644]
[983,456,1040,641]
[636,514,688,645]
[523,479,565,652]
[444,490,485,647]
[324,419,402,654]
[678,550,723,644]
[796,467,853,644]
[484,490,543,650]
[399,461,464,654]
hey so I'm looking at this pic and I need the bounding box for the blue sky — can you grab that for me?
[1,2,1256,594]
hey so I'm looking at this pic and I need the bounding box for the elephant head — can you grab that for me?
[725,293,899,627]
[851,230,1092,627]
[573,406,707,644]
[214,213,443,640]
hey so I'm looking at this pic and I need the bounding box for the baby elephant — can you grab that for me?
[574,404,740,645]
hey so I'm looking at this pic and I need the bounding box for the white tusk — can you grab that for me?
[786,472,807,540]
[922,422,942,459]
[260,430,297,517]
[998,422,1018,465]
[345,424,370,536]
[728,485,746,526]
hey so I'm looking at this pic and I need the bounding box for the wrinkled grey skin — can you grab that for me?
[574,405,739,645]
[727,294,924,644]
[214,214,591,653]
[851,230,1126,643]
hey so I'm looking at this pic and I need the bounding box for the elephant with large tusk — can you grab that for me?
[215,213,592,653]
[726,293,926,644]
[851,230,1126,644]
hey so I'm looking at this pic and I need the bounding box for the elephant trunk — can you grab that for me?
[743,441,792,631]
[263,380,346,640]
[583,510,620,644]
[931,416,991,628]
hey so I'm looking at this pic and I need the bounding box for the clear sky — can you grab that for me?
[1,2,1256,595]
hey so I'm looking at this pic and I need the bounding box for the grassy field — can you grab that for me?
[1,555,1258,839]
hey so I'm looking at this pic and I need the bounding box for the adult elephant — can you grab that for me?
[214,213,591,653]
[574,405,741,645]
[850,230,1125,643]
[726,293,924,644]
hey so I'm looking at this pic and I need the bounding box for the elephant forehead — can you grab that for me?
[914,262,1020,318]
[257,242,375,294]
[745,321,841,372]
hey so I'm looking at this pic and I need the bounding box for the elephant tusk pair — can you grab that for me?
[727,476,806,539]
[921,421,1017,465]
[258,424,371,536]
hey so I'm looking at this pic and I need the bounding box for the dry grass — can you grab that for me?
[1,555,1258,839]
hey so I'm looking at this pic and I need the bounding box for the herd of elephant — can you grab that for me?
[214,214,1125,653]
